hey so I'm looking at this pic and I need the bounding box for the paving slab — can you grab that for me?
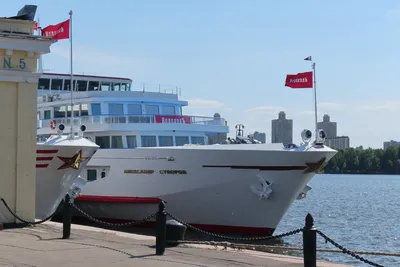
[0,221,354,267]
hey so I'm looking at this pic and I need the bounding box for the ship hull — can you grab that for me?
[35,135,98,219]
[74,143,336,235]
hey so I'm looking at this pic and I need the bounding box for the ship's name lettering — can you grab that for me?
[289,77,308,83]
[161,117,186,124]
[159,170,187,175]
[124,169,154,174]
[43,27,65,37]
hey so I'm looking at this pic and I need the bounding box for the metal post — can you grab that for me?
[62,194,71,239]
[69,10,74,136]
[303,213,317,267]
[155,201,167,255]
[312,62,318,135]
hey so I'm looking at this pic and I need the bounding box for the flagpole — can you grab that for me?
[69,10,74,136]
[312,61,318,135]
[37,18,43,73]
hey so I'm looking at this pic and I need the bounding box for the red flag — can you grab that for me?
[33,21,38,31]
[285,71,313,88]
[304,56,312,61]
[41,19,70,40]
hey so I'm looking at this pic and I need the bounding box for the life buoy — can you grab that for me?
[50,120,56,130]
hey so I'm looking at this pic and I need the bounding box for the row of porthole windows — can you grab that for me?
[93,135,206,148]
[38,103,180,120]
[38,78,132,92]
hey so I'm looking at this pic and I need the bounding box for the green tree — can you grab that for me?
[322,146,400,175]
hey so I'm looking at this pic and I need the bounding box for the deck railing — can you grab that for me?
[39,115,226,128]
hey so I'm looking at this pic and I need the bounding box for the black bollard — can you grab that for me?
[155,200,167,255]
[62,194,71,239]
[166,219,187,246]
[303,213,317,267]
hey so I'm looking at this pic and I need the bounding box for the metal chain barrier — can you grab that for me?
[1,198,63,225]
[1,195,386,267]
[316,230,383,267]
[165,211,302,241]
[70,201,157,228]
[168,239,400,257]
[166,210,385,266]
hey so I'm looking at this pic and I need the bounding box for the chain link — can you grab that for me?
[2,195,386,267]
[70,202,157,227]
[1,198,63,225]
[165,211,302,241]
[316,230,383,267]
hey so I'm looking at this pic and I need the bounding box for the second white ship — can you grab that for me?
[36,73,336,235]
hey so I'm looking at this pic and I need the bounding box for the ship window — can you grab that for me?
[112,83,120,91]
[101,82,110,91]
[51,79,63,90]
[159,136,173,147]
[191,136,205,145]
[67,104,80,117]
[127,83,131,91]
[120,83,127,91]
[162,105,175,115]
[111,136,123,148]
[77,80,88,91]
[54,106,66,118]
[126,135,137,148]
[88,81,99,91]
[127,104,142,115]
[101,171,106,178]
[175,136,189,146]
[91,103,101,115]
[145,104,159,115]
[63,80,74,91]
[109,103,123,115]
[81,104,89,116]
[95,136,110,148]
[44,110,51,120]
[141,136,157,147]
[87,170,97,181]
[38,78,50,90]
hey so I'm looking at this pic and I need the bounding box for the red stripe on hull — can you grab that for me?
[36,150,58,154]
[72,216,274,236]
[36,164,49,168]
[36,157,53,161]
[76,195,162,204]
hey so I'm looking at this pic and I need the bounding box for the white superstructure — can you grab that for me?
[36,73,336,235]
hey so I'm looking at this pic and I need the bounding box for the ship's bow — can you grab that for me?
[35,135,99,219]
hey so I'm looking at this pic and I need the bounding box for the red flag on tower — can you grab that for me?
[41,19,70,40]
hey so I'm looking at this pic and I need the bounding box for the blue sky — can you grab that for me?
[6,1,400,148]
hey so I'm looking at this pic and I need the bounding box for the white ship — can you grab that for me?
[35,129,99,219]
[36,73,336,235]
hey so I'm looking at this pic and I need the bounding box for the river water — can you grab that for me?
[275,174,400,267]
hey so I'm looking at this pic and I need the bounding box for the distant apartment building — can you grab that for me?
[252,131,266,143]
[383,140,400,150]
[271,111,293,145]
[207,113,228,144]
[317,114,337,138]
[325,136,350,150]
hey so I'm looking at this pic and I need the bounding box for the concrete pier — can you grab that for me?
[0,5,54,224]
[0,221,354,267]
